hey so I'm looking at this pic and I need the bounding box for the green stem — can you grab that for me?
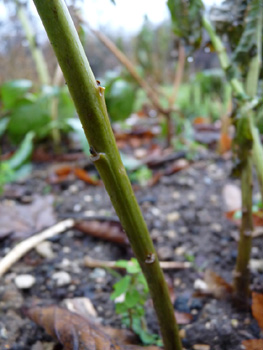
[202,17,245,98]
[246,3,263,202]
[32,1,182,349]
[16,2,50,85]
[233,156,253,301]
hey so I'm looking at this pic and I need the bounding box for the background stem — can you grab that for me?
[16,1,50,85]
[32,1,182,349]
[233,156,253,301]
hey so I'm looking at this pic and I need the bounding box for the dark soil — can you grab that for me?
[1,152,263,350]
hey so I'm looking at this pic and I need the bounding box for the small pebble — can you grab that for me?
[210,195,218,204]
[90,268,106,280]
[166,212,180,222]
[179,329,186,339]
[231,319,238,328]
[15,274,36,289]
[210,223,222,233]
[250,259,263,272]
[52,271,71,286]
[172,191,181,200]
[194,279,208,291]
[35,241,54,259]
[165,230,177,239]
[175,246,186,256]
[178,227,188,234]
[151,207,161,216]
[73,203,82,212]
[69,185,78,193]
[84,195,93,202]
[188,193,196,202]
[157,246,173,260]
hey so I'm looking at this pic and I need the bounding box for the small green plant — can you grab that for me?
[0,79,76,144]
[0,131,34,193]
[110,258,162,346]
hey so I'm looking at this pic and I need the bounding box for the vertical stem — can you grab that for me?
[251,124,263,200]
[247,3,263,203]
[233,156,253,301]
[32,1,182,349]
[16,2,50,85]
[169,42,185,108]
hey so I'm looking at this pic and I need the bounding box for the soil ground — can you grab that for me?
[1,150,263,350]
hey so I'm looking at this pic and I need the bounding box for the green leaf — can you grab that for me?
[167,0,204,49]
[125,290,141,308]
[105,79,137,121]
[232,0,261,70]
[7,95,51,143]
[115,303,128,314]
[120,153,142,171]
[7,131,35,170]
[1,79,33,110]
[66,118,90,155]
[110,275,131,300]
[0,117,9,137]
[126,258,141,274]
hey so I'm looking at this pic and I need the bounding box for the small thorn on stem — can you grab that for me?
[145,253,155,264]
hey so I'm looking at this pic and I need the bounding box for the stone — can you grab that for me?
[174,246,186,256]
[90,268,106,281]
[166,211,180,222]
[210,223,222,233]
[52,271,71,286]
[250,259,263,272]
[194,279,208,291]
[157,246,173,260]
[35,241,54,259]
[15,274,36,289]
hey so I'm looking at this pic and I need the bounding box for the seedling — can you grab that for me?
[110,258,162,346]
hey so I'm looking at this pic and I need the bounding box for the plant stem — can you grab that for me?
[32,1,182,349]
[202,17,244,98]
[246,2,263,202]
[90,26,176,147]
[233,155,253,301]
[202,15,256,300]
[16,1,50,85]
[202,16,263,203]
[169,42,185,108]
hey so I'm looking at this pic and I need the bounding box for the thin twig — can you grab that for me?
[0,219,74,278]
[84,256,192,270]
[169,42,185,108]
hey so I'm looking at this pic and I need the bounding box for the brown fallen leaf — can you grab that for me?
[0,195,56,240]
[252,292,263,331]
[74,168,101,186]
[242,339,263,350]
[26,306,161,350]
[204,270,233,299]
[175,311,193,325]
[75,220,128,245]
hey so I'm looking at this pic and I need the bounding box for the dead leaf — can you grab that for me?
[193,117,210,125]
[74,168,101,186]
[242,339,263,350]
[55,165,73,176]
[164,159,189,176]
[0,195,56,240]
[26,306,162,350]
[222,184,241,212]
[204,270,233,298]
[175,311,193,325]
[252,292,263,330]
[74,220,128,245]
[218,132,232,154]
